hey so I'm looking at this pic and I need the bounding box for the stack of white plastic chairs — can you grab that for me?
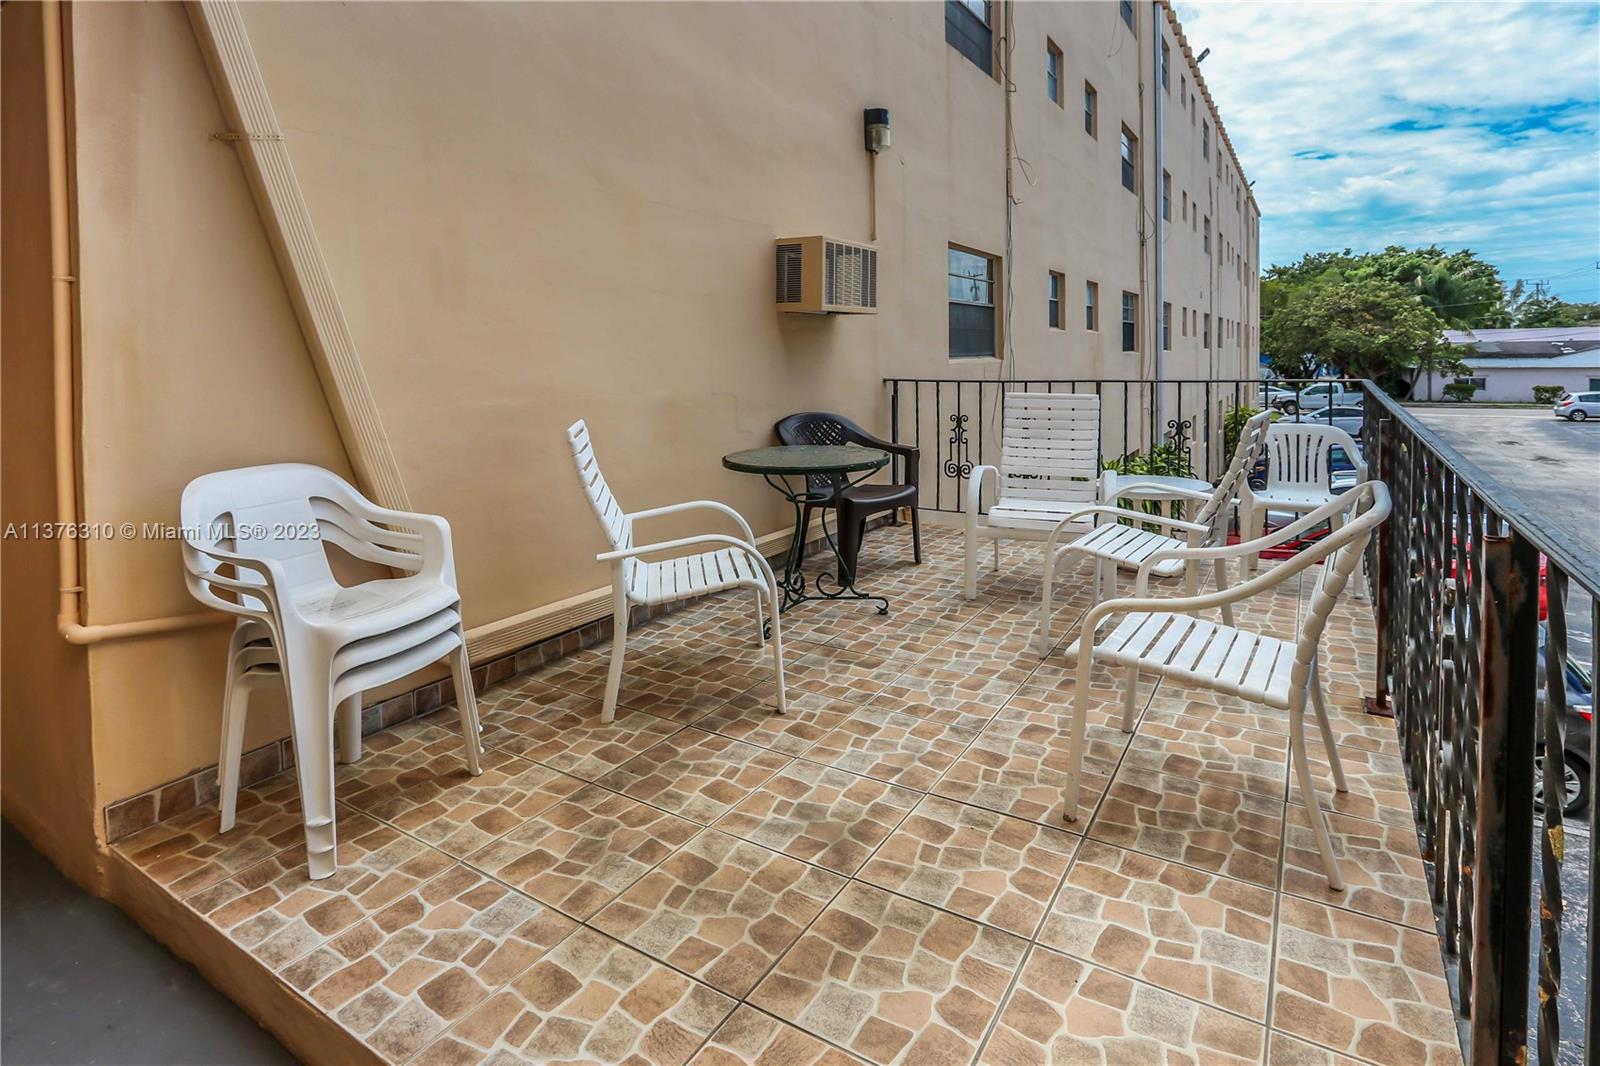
[181,464,482,880]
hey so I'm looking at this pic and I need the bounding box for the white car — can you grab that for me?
[1554,391,1600,421]
[1303,404,1365,438]
[1278,382,1361,413]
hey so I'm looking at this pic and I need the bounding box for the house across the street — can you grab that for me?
[1419,324,1600,401]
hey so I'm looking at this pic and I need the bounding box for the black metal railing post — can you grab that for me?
[1471,530,1540,1066]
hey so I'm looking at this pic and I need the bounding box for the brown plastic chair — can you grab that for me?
[774,412,920,583]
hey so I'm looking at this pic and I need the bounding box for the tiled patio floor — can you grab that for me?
[112,525,1461,1065]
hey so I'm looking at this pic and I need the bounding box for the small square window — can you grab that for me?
[1120,126,1138,192]
[949,245,999,359]
[1083,82,1098,137]
[1048,271,1064,329]
[1121,292,1138,352]
[1085,281,1099,331]
[1047,40,1063,105]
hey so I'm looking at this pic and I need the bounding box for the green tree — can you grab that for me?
[1261,277,1463,390]
[1513,292,1600,327]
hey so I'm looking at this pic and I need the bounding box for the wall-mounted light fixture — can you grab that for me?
[864,108,891,154]
[1195,47,1211,64]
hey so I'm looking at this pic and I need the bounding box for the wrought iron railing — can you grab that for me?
[882,377,1362,511]
[1363,384,1597,1066]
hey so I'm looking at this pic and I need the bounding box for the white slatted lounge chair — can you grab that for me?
[1037,409,1274,653]
[1061,481,1392,890]
[567,420,786,723]
[964,392,1102,599]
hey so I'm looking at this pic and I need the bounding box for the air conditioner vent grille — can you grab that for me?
[776,243,804,303]
[824,241,877,309]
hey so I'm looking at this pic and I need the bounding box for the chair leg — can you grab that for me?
[767,585,787,714]
[838,513,862,586]
[1064,654,1094,822]
[963,522,979,599]
[1039,547,1058,657]
[1101,559,1117,599]
[1310,656,1348,792]
[335,694,363,765]
[1245,502,1263,573]
[283,660,339,880]
[448,643,483,775]
[1122,664,1139,733]
[217,674,251,833]
[910,506,922,564]
[1215,558,1235,627]
[601,582,630,724]
[751,591,765,648]
[1291,687,1344,891]
[992,538,1000,572]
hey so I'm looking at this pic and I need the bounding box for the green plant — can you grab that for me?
[1222,404,1274,459]
[1532,384,1565,405]
[1442,380,1477,402]
[1103,442,1196,524]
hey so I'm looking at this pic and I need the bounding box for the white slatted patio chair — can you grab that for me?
[566,420,785,723]
[182,465,482,880]
[1241,421,1368,572]
[1060,481,1392,890]
[1037,410,1274,653]
[964,392,1102,599]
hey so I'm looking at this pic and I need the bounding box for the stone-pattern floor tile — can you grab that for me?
[858,796,1077,938]
[466,786,699,919]
[804,705,983,791]
[183,812,454,971]
[1266,1032,1370,1066]
[692,691,857,757]
[691,1004,867,1065]
[591,829,845,998]
[871,668,1017,726]
[1036,840,1276,1021]
[932,720,1114,829]
[1290,744,1414,828]
[1280,805,1434,931]
[1122,712,1290,800]
[1271,897,1461,1066]
[611,646,771,721]
[715,761,920,875]
[281,864,577,1063]
[493,704,683,780]
[595,728,790,825]
[113,776,304,896]
[981,945,1265,1065]
[749,881,1027,1065]
[1089,770,1285,889]
[412,927,734,1066]
[783,646,910,704]
[339,747,585,857]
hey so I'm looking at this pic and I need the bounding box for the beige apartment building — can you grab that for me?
[2,0,1257,900]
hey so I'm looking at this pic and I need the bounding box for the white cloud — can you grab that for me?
[1174,0,1600,300]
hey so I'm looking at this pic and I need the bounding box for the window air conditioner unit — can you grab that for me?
[775,236,878,314]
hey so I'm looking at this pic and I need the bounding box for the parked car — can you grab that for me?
[1553,391,1600,421]
[1261,383,1298,407]
[1275,382,1361,414]
[1535,624,1593,817]
[1303,404,1366,439]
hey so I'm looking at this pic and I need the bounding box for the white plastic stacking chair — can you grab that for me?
[1037,410,1275,653]
[182,465,482,880]
[964,392,1103,599]
[1240,421,1368,571]
[566,421,786,723]
[1061,481,1391,889]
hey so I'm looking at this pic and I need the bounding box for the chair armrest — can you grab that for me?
[322,498,456,586]
[629,500,758,546]
[598,533,778,589]
[1107,480,1215,503]
[965,465,998,529]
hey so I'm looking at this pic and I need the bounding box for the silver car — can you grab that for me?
[1303,404,1365,438]
[1554,391,1600,421]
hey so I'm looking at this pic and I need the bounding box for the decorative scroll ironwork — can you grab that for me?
[1164,417,1193,463]
[943,412,973,481]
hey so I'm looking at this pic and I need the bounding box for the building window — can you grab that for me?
[1180,74,1187,107]
[1083,82,1098,137]
[1085,281,1099,331]
[1203,216,1211,254]
[1120,126,1138,192]
[1161,39,1171,91]
[1202,120,1210,159]
[1120,0,1135,32]
[1046,39,1063,105]
[1121,292,1138,351]
[949,246,998,358]
[945,0,993,77]
[1048,271,1064,328]
[1203,312,1211,349]
[1181,190,1188,220]
[1454,376,1488,391]
[1162,302,1172,350]
[1162,171,1171,221]
[1589,377,1600,391]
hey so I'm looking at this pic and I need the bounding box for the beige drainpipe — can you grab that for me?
[41,0,229,645]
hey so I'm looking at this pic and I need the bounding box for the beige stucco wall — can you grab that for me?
[3,1,1260,875]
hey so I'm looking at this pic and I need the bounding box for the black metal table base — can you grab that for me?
[765,474,889,618]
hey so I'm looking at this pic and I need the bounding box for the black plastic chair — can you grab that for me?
[774,412,920,583]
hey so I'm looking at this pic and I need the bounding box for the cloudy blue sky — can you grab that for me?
[1174,1,1600,301]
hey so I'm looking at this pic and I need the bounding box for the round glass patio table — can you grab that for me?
[722,445,891,616]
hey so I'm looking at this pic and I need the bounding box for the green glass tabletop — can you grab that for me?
[722,445,889,475]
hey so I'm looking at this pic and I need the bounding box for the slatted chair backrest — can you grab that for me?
[1262,421,1361,494]
[1290,481,1390,691]
[567,421,634,570]
[1192,409,1274,544]
[775,412,851,496]
[998,392,1101,508]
